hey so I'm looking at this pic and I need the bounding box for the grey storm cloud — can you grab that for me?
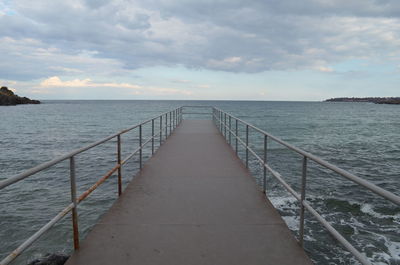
[0,0,399,80]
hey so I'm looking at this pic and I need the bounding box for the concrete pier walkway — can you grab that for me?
[65,120,312,265]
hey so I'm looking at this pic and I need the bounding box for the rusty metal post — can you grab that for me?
[69,156,80,250]
[151,119,154,155]
[117,135,122,196]
[139,124,142,169]
[299,156,308,246]
[263,135,267,193]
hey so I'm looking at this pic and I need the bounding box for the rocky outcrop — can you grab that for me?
[0,86,40,105]
[325,97,400,105]
[28,253,69,265]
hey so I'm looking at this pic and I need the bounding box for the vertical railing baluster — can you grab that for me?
[246,125,249,168]
[214,109,216,125]
[229,116,231,145]
[179,107,181,124]
[151,119,154,155]
[69,156,80,250]
[169,112,172,135]
[173,109,175,129]
[235,119,238,155]
[299,156,308,246]
[224,113,227,137]
[117,135,122,196]
[160,116,163,145]
[165,113,167,138]
[139,124,142,169]
[220,111,223,133]
[263,135,267,193]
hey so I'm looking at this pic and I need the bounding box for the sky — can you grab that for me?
[0,0,399,101]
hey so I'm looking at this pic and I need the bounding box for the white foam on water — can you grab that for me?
[364,230,400,264]
[360,203,400,222]
[387,240,400,260]
[281,215,299,231]
[269,196,298,211]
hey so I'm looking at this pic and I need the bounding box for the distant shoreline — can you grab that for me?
[325,97,400,105]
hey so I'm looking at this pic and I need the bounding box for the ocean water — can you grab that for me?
[0,100,399,264]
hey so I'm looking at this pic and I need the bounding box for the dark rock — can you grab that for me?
[0,86,41,106]
[28,253,69,265]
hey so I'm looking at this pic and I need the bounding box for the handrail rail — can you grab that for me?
[0,108,182,190]
[212,107,400,206]
[212,107,400,265]
[0,107,184,265]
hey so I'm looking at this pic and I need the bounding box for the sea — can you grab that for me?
[0,100,399,265]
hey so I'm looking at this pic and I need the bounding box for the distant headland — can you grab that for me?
[0,86,40,106]
[325,97,400,105]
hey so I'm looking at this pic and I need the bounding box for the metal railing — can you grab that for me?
[2,105,399,265]
[181,105,213,116]
[0,107,184,265]
[212,107,400,265]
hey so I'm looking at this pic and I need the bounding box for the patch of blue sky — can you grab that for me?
[0,0,16,15]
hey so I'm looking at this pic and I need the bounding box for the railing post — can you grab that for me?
[151,119,154,155]
[246,125,249,168]
[224,113,227,137]
[69,156,80,250]
[160,116,163,145]
[263,135,267,193]
[220,111,223,133]
[235,119,238,155]
[178,107,181,124]
[299,156,308,246]
[214,109,216,125]
[169,112,172,135]
[139,124,142,170]
[173,109,175,129]
[229,116,231,145]
[117,135,122,196]
[165,113,167,138]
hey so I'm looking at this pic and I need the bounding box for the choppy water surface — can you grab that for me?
[1,100,399,264]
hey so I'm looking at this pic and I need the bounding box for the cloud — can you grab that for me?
[0,0,399,81]
[0,37,126,80]
[35,76,192,96]
[146,86,193,96]
[315,66,335,73]
[39,76,141,89]
[170,79,191,84]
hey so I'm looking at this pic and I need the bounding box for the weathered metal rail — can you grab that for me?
[212,107,400,265]
[0,107,186,265]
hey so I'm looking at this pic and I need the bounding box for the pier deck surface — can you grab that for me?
[66,120,312,265]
